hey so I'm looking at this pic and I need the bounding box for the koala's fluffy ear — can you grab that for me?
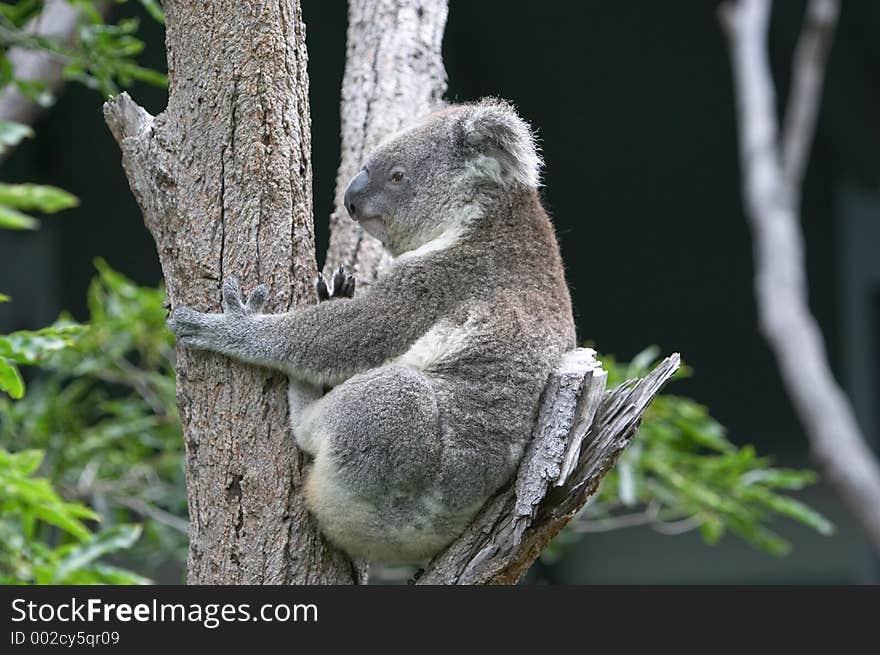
[460,98,542,188]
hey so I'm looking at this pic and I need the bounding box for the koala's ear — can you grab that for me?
[460,99,542,188]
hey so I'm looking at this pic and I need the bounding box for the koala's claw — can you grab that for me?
[221,276,268,315]
[246,284,268,314]
[315,266,356,302]
[221,277,244,314]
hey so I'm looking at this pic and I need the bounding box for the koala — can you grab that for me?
[167,98,576,564]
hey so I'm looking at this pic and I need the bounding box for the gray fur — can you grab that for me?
[168,98,575,564]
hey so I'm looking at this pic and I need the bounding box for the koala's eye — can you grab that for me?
[390,171,405,183]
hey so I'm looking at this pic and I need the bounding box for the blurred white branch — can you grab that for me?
[720,0,880,553]
[0,1,77,126]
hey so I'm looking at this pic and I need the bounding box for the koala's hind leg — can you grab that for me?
[304,364,447,562]
[288,380,325,456]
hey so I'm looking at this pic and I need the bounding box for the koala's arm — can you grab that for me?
[167,276,433,386]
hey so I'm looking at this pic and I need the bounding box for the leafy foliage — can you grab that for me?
[0,321,83,399]
[0,263,149,584]
[0,446,147,584]
[0,0,167,99]
[542,348,834,563]
[0,261,186,580]
[0,1,166,230]
[0,170,161,584]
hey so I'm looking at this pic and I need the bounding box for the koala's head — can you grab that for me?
[343,98,541,255]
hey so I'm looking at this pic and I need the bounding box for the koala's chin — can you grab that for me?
[360,217,391,248]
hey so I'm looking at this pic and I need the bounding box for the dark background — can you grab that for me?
[1,1,878,583]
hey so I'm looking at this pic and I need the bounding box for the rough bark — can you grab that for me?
[104,0,358,584]
[720,0,880,553]
[322,0,448,285]
[418,350,680,584]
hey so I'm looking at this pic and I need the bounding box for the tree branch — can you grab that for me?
[419,350,680,585]
[105,0,357,584]
[720,0,880,553]
[781,0,838,191]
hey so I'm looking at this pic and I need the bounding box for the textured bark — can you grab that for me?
[418,350,680,584]
[323,0,448,285]
[720,0,880,553]
[104,1,358,584]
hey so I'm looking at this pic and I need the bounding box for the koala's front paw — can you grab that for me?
[166,305,221,350]
[315,266,356,302]
[167,277,267,350]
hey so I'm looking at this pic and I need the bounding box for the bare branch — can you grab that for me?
[720,0,880,553]
[112,496,190,534]
[781,0,839,191]
[102,91,154,145]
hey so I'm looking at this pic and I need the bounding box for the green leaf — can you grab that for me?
[0,358,25,398]
[13,79,54,108]
[0,121,34,155]
[0,205,39,230]
[54,525,142,583]
[29,504,92,542]
[0,53,13,86]
[699,516,725,544]
[138,0,166,25]
[88,563,152,585]
[743,488,835,536]
[0,293,9,302]
[9,449,43,475]
[740,468,818,490]
[0,184,79,213]
[0,325,84,365]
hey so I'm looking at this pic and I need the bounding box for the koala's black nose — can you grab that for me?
[344,169,369,219]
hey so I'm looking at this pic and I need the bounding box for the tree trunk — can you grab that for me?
[323,0,448,284]
[104,0,357,584]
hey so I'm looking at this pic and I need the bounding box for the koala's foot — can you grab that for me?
[315,266,356,302]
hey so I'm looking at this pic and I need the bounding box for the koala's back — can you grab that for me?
[302,188,575,563]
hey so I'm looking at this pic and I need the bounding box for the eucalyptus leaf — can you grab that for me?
[0,184,79,213]
[0,205,39,230]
